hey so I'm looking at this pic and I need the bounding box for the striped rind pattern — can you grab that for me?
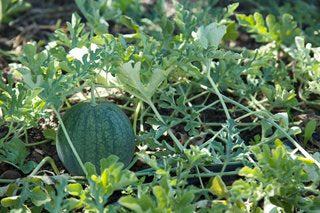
[56,102,136,175]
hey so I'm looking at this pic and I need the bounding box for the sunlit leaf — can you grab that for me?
[210,176,229,198]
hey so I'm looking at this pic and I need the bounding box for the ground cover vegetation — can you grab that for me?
[1,0,320,212]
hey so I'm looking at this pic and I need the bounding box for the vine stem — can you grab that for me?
[186,90,209,102]
[29,156,60,176]
[200,84,320,168]
[0,179,15,183]
[204,60,234,175]
[205,60,231,120]
[25,139,51,147]
[0,157,59,183]
[0,122,23,144]
[52,106,87,175]
[133,101,142,135]
[90,83,97,106]
[196,100,220,113]
[249,94,267,111]
[199,126,226,149]
[134,168,238,177]
[196,165,210,200]
[147,100,184,152]
[125,156,138,170]
[24,128,28,144]
[186,170,238,178]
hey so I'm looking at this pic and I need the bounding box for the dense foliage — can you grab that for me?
[1,0,320,212]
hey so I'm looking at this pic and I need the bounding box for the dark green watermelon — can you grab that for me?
[56,102,136,175]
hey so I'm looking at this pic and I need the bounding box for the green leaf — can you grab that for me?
[137,195,156,210]
[0,138,35,173]
[238,166,262,179]
[304,119,317,146]
[269,196,294,212]
[0,0,31,24]
[179,191,194,206]
[21,161,37,174]
[67,183,83,196]
[84,162,97,177]
[42,128,56,140]
[261,85,275,101]
[137,152,158,169]
[0,185,10,197]
[44,176,68,212]
[100,155,120,171]
[100,170,108,187]
[120,15,139,32]
[9,205,32,213]
[223,22,238,41]
[75,0,109,35]
[30,186,51,206]
[274,139,284,147]
[153,186,168,209]
[210,176,229,198]
[193,22,226,49]
[117,61,167,101]
[223,3,239,19]
[118,196,144,213]
[1,196,20,207]
[236,12,301,45]
[65,198,83,211]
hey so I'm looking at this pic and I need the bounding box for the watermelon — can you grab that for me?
[56,102,136,175]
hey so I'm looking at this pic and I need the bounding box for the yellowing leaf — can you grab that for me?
[210,176,229,198]
[239,166,262,179]
[1,196,20,207]
[153,186,168,208]
[67,183,83,196]
[274,139,284,147]
[101,170,108,187]
[297,156,315,165]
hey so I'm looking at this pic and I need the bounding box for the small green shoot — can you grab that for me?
[303,119,317,147]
